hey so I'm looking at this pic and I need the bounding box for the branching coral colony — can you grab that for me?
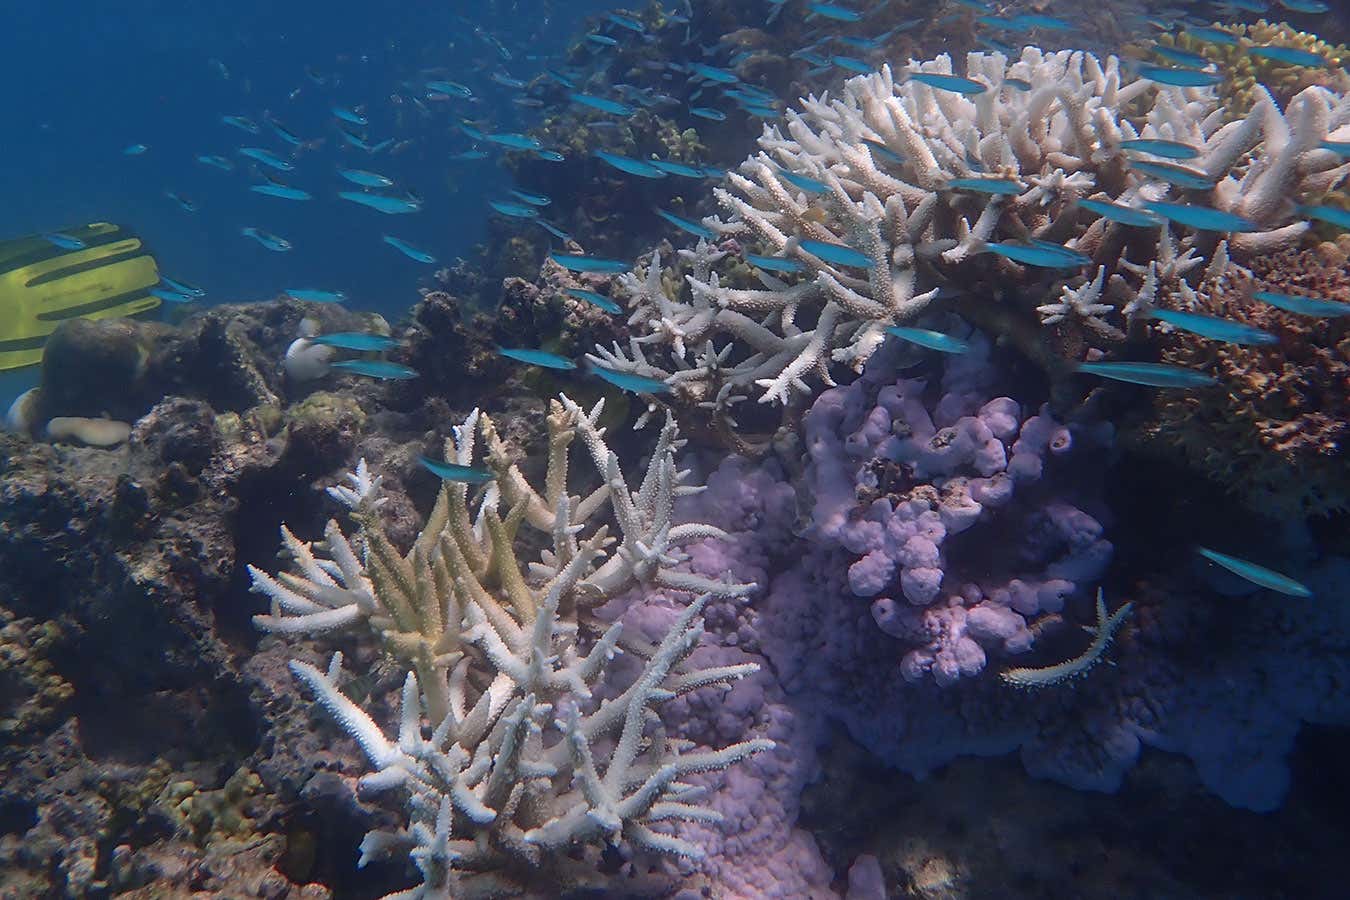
[590,48,1349,439]
[249,397,771,898]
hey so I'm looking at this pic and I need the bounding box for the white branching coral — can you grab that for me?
[327,457,387,511]
[250,398,767,898]
[595,48,1349,422]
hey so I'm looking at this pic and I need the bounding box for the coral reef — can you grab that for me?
[1136,235,1350,515]
[250,400,771,897]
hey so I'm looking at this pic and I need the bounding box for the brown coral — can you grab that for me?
[1141,236,1350,516]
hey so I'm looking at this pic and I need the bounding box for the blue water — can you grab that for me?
[0,0,617,405]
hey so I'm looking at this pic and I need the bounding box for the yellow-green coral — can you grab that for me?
[0,612,74,737]
[1152,20,1349,115]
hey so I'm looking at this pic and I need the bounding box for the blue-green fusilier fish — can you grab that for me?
[885,326,971,354]
[806,2,863,22]
[498,348,578,370]
[150,288,195,303]
[1196,547,1312,598]
[1320,140,1350,156]
[1253,290,1350,317]
[1184,26,1239,46]
[831,56,872,74]
[43,233,86,250]
[161,275,206,297]
[250,183,313,201]
[331,359,418,380]
[340,192,421,214]
[426,80,472,97]
[550,253,631,274]
[241,227,292,251]
[655,208,716,240]
[797,238,873,268]
[1119,138,1201,159]
[382,235,436,263]
[984,241,1089,268]
[590,366,671,394]
[489,200,540,219]
[564,288,623,314]
[1152,46,1210,68]
[483,132,543,151]
[780,171,829,194]
[419,455,495,484]
[947,177,1023,195]
[907,72,987,95]
[1077,198,1165,227]
[647,159,706,178]
[686,62,739,83]
[746,253,806,273]
[285,288,347,304]
[311,332,397,351]
[536,220,573,242]
[1276,0,1328,11]
[1150,308,1277,345]
[690,106,728,121]
[1143,201,1259,233]
[1076,360,1218,387]
[1137,65,1223,87]
[508,189,551,206]
[1247,45,1325,67]
[534,149,566,162]
[221,114,260,133]
[861,139,904,164]
[331,104,367,125]
[238,147,294,171]
[338,168,394,188]
[1296,204,1350,229]
[595,151,668,178]
[123,143,149,155]
[1128,160,1216,190]
[196,154,235,171]
[569,92,636,116]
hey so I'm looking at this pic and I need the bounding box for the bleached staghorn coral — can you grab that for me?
[249,398,768,898]
[593,49,1349,417]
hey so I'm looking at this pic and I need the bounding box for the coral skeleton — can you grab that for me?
[250,399,769,897]
[593,49,1349,432]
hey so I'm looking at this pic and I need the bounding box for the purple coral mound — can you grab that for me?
[804,335,1113,684]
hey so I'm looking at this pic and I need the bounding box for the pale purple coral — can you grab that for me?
[803,335,1112,684]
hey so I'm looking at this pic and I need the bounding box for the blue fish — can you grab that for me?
[1153,46,1211,68]
[861,139,905,164]
[781,171,830,194]
[1248,45,1326,67]
[1196,547,1312,598]
[1010,13,1072,30]
[690,106,728,121]
[161,275,205,297]
[311,332,398,351]
[595,151,668,178]
[551,253,631,275]
[1129,160,1216,190]
[746,254,806,273]
[498,348,578,370]
[1321,141,1350,156]
[240,226,292,251]
[885,326,971,354]
[1143,201,1259,233]
[331,104,367,125]
[687,62,739,83]
[587,33,619,47]
[908,72,987,95]
[450,150,490,161]
[655,208,716,240]
[1252,290,1350,317]
[123,143,148,155]
[1297,204,1350,229]
[536,220,573,242]
[831,56,873,74]
[239,147,294,172]
[806,2,862,22]
[569,92,636,116]
[419,455,495,483]
[985,241,1089,268]
[947,176,1022,195]
[382,235,436,263]
[590,366,671,394]
[427,80,472,98]
[1120,138,1201,159]
[221,115,260,134]
[491,72,528,88]
[484,132,543,152]
[42,232,86,250]
[606,12,645,32]
[508,189,551,207]
[1184,27,1239,46]
[489,200,540,219]
[196,154,235,171]
[268,118,303,146]
[1138,65,1223,87]
[1151,308,1277,345]
[338,168,394,188]
[534,149,566,162]
[340,192,421,214]
[150,287,195,303]
[165,191,198,212]
[647,159,706,178]
[250,183,313,201]
[798,238,873,268]
[331,359,418,380]
[285,289,347,304]
[564,288,623,313]
[1002,77,1032,91]
[1078,198,1165,227]
[1277,0,1328,12]
[1076,360,1217,387]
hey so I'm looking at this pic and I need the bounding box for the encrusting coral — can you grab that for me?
[588,48,1349,441]
[249,397,770,898]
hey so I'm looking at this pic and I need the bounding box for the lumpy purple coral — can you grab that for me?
[804,336,1113,684]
